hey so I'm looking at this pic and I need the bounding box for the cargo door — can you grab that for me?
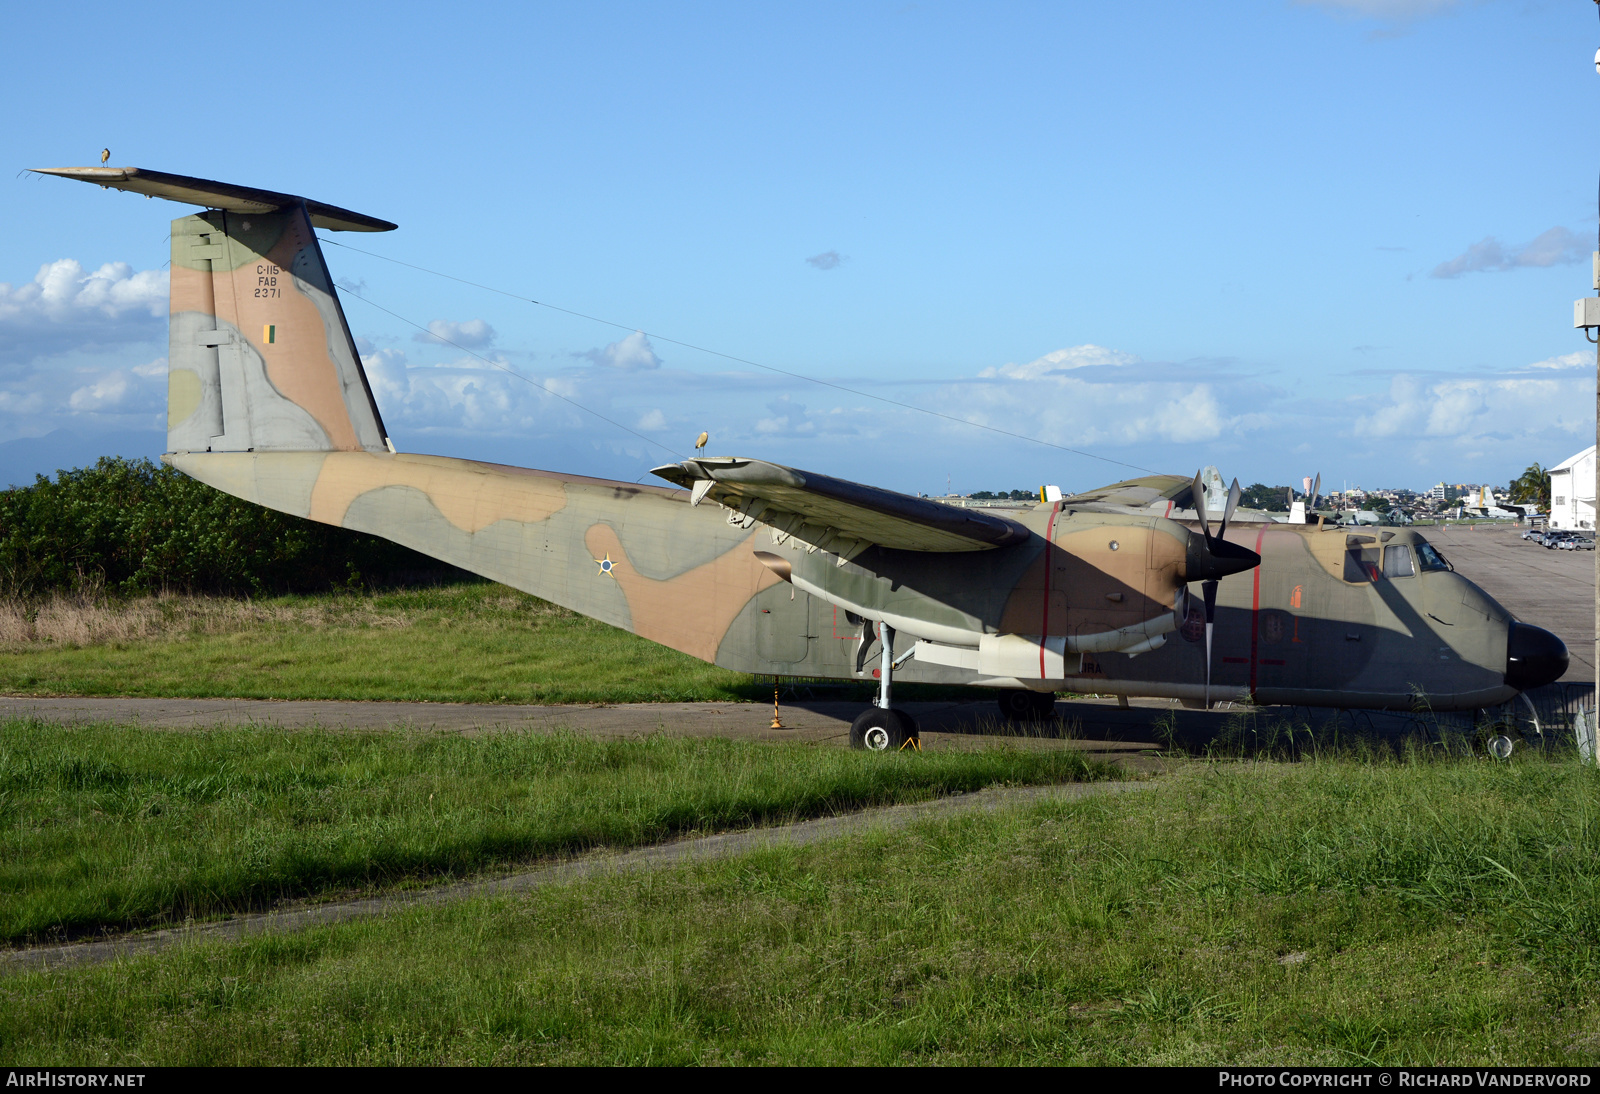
[756,590,812,664]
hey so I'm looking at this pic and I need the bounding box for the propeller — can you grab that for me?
[1184,469,1257,582]
[1186,470,1258,710]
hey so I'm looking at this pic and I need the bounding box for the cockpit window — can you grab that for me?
[1382,545,1415,578]
[1343,546,1380,583]
[1414,541,1452,573]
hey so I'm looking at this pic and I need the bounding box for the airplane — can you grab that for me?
[1458,486,1536,522]
[29,165,1572,749]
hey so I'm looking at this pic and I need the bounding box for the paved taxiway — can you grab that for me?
[0,523,1591,747]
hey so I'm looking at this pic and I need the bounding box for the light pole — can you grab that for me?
[1576,256,1600,760]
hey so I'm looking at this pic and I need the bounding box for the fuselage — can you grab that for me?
[759,504,1561,711]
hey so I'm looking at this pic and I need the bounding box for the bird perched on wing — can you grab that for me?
[694,431,709,452]
[101,148,110,166]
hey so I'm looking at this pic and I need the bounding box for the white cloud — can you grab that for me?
[1524,351,1590,371]
[413,318,496,348]
[755,395,821,438]
[0,391,44,415]
[637,408,667,431]
[0,259,168,364]
[979,344,1139,380]
[0,259,167,324]
[1354,357,1594,450]
[68,373,130,412]
[957,344,1245,447]
[582,330,662,371]
[1431,227,1587,279]
[361,347,585,436]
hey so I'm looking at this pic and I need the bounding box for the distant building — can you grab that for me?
[1549,446,1596,531]
[1428,483,1446,502]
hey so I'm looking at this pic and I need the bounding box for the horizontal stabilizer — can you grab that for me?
[651,457,1031,555]
[30,167,396,232]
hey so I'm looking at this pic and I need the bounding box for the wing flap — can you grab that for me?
[652,457,1030,553]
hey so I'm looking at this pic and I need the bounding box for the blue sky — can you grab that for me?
[3,0,1598,496]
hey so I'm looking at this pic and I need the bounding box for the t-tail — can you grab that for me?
[31,166,790,670]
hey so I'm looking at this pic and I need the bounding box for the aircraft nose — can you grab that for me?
[1505,622,1568,691]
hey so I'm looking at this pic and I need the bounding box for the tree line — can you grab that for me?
[0,457,454,598]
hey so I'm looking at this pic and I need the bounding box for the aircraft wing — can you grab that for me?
[1063,474,1195,510]
[651,457,1031,556]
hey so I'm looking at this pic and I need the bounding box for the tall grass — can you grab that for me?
[0,582,758,702]
[4,754,1599,1064]
[0,718,1112,944]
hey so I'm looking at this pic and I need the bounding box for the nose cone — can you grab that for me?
[1183,530,1261,583]
[1505,622,1569,691]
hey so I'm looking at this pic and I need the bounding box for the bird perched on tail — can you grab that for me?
[694,431,709,452]
[101,148,110,166]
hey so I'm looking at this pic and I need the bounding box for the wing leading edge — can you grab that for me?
[651,457,1031,562]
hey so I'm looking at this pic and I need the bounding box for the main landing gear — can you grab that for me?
[849,622,921,751]
[997,688,1056,722]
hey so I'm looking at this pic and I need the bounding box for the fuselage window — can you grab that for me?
[1382,544,1415,578]
[1414,541,1452,573]
[1343,546,1381,583]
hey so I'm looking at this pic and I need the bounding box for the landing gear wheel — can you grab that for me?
[997,689,1056,722]
[850,707,918,751]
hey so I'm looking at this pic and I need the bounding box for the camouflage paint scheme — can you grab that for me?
[36,167,1568,712]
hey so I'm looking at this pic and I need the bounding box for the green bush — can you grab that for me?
[0,457,449,596]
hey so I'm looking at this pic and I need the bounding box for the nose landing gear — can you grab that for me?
[849,622,921,751]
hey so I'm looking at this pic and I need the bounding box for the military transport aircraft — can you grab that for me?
[31,166,1571,750]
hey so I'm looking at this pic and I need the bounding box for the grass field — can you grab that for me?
[0,583,757,703]
[0,718,1114,944]
[5,754,1599,1065]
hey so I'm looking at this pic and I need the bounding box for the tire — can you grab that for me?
[997,688,1056,722]
[849,707,917,751]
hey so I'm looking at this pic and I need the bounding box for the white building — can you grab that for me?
[1549,445,1596,531]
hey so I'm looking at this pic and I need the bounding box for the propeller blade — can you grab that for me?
[1219,477,1241,539]
[1191,469,1210,541]
[1202,578,1218,710]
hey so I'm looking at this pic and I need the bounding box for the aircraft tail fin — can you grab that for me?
[1199,466,1228,516]
[165,204,391,455]
[33,166,393,456]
